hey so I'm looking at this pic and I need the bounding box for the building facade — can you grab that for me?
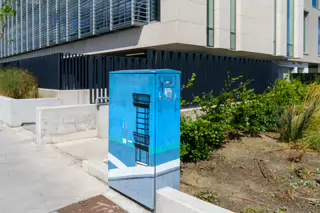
[0,0,318,77]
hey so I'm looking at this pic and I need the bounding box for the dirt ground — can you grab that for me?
[181,133,320,213]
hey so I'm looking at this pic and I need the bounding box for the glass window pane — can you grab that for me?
[208,0,214,28]
[318,19,320,55]
[230,0,236,50]
[287,0,294,57]
[207,0,214,47]
[313,0,317,8]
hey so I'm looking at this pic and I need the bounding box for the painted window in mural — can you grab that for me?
[133,93,150,166]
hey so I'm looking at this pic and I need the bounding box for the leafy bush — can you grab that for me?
[180,118,226,162]
[0,68,38,99]
[180,73,315,163]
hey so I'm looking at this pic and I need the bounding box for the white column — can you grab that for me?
[276,0,287,57]
[293,0,304,59]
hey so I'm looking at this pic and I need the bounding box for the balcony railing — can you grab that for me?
[0,0,158,58]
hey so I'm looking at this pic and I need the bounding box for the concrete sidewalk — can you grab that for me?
[0,126,107,213]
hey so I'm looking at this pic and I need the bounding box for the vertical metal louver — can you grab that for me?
[21,0,26,53]
[68,0,78,40]
[112,0,132,30]
[27,0,33,51]
[58,0,67,43]
[150,0,157,21]
[33,0,40,49]
[40,0,47,47]
[16,0,21,53]
[94,0,110,34]
[12,1,17,54]
[48,0,57,45]
[0,0,158,58]
[80,0,92,37]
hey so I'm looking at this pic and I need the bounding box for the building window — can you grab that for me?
[318,18,320,56]
[207,0,214,47]
[151,0,160,21]
[287,0,294,57]
[274,0,277,55]
[230,0,236,50]
[313,0,318,8]
[304,11,308,54]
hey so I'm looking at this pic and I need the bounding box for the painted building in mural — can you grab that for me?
[108,69,181,210]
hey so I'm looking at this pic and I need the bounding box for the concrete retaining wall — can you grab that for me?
[38,88,92,105]
[36,104,97,144]
[97,105,109,139]
[156,187,233,213]
[0,96,60,127]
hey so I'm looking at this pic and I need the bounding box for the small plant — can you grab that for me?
[194,190,217,204]
[180,118,226,162]
[314,168,320,175]
[290,180,313,189]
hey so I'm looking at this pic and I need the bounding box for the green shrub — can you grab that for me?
[180,73,314,163]
[180,118,226,162]
[277,83,320,143]
[0,68,38,99]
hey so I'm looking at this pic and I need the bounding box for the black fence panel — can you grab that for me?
[291,73,320,84]
[19,54,61,89]
[0,50,279,104]
[0,54,61,89]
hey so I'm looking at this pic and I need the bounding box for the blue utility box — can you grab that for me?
[108,69,181,210]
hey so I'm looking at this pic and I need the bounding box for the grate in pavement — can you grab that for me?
[54,195,127,213]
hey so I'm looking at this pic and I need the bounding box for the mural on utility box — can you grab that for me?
[108,70,181,210]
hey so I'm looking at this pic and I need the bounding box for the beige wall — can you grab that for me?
[0,0,316,66]
[292,0,320,64]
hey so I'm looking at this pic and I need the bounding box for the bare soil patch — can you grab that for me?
[181,134,320,213]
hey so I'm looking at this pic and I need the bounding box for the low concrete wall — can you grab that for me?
[36,104,97,144]
[156,187,233,213]
[97,105,109,139]
[0,96,60,127]
[38,88,92,105]
[181,107,202,120]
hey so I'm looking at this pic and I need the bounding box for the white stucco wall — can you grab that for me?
[0,96,61,127]
[36,104,97,144]
[156,187,234,213]
[292,0,320,65]
[38,88,92,105]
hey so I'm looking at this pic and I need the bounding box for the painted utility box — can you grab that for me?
[108,70,181,210]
